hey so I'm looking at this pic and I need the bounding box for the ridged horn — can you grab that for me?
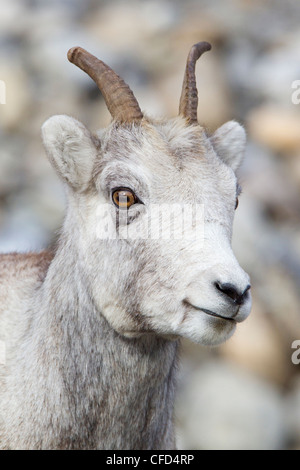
[68,46,143,123]
[179,42,212,124]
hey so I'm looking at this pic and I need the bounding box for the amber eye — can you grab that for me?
[112,188,137,209]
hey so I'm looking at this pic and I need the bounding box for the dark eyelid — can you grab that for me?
[112,186,134,193]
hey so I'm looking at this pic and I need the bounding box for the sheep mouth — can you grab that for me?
[199,307,236,323]
[183,301,237,323]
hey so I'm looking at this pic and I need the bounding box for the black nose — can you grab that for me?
[215,282,251,305]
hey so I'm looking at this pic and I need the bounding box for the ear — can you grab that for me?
[210,121,246,172]
[41,115,98,191]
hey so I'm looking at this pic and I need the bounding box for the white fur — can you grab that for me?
[210,120,246,172]
[42,115,98,191]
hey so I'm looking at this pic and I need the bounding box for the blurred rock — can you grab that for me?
[85,1,177,53]
[285,153,300,192]
[0,0,29,37]
[197,53,233,130]
[0,63,31,131]
[0,137,25,196]
[238,141,300,224]
[285,376,300,449]
[247,106,300,154]
[233,194,300,342]
[176,359,285,450]
[219,296,293,385]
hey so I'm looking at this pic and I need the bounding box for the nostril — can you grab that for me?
[215,282,238,301]
[243,284,251,296]
[215,282,250,305]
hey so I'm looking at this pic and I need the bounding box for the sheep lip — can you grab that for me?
[200,308,236,322]
[184,301,236,323]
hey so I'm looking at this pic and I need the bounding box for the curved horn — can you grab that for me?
[68,47,143,123]
[179,42,212,124]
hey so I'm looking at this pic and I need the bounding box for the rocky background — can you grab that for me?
[0,0,300,450]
